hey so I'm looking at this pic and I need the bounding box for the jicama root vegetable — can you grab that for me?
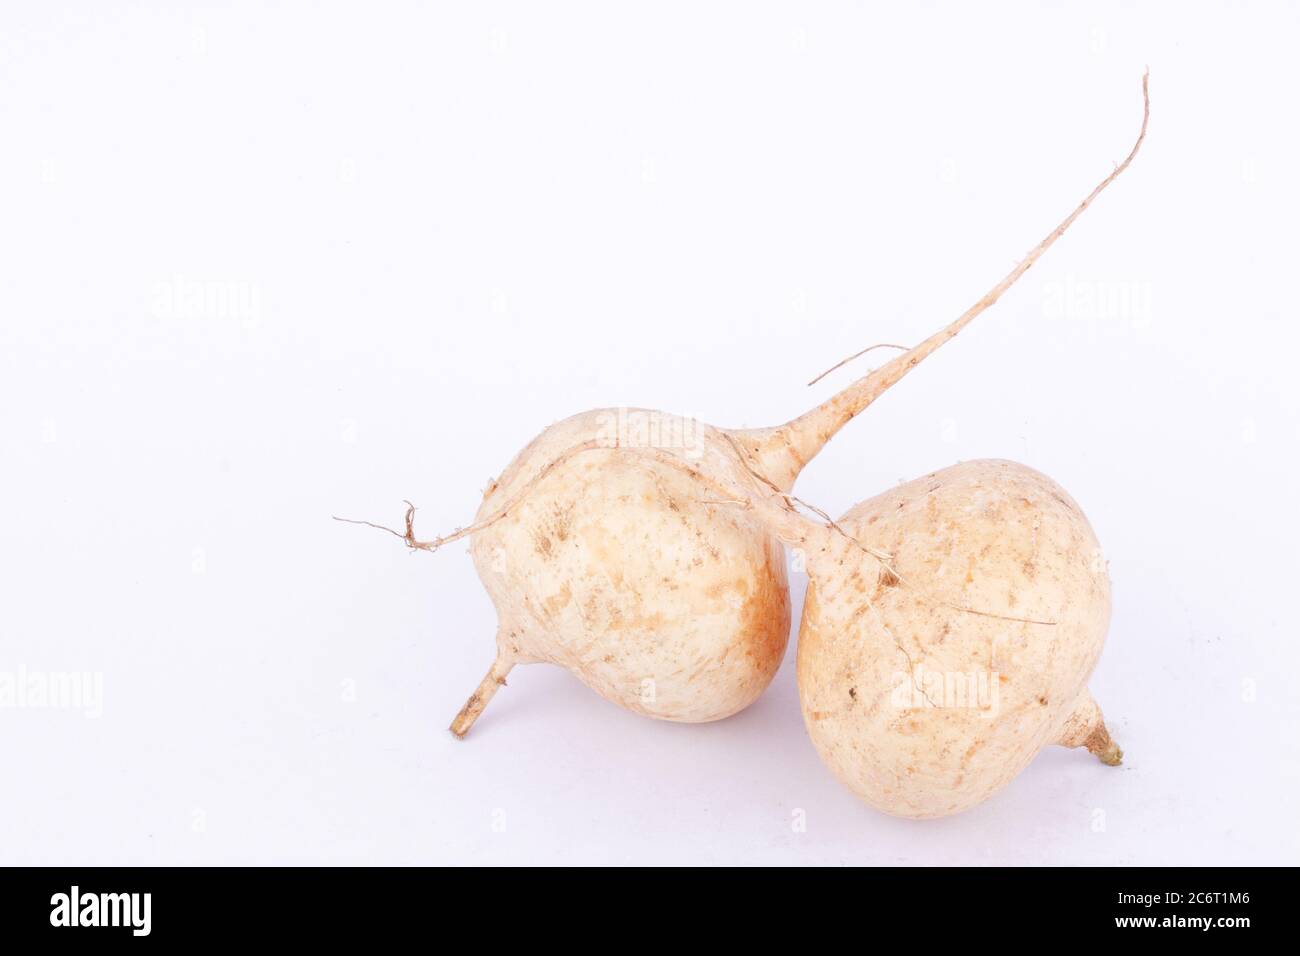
[768,460,1118,819]
[383,356,973,736]
[342,73,1148,738]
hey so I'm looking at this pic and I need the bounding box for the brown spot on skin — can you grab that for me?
[551,502,574,542]
[581,593,602,626]
[849,687,857,701]
[1037,696,1049,706]
[1022,560,1037,580]
[998,674,1010,684]
[535,535,553,557]
[544,583,572,616]
[871,565,901,601]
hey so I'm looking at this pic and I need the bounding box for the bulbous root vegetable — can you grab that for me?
[748,460,1121,818]
[338,73,1149,739]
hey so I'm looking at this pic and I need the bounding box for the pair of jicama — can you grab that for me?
[345,76,1148,818]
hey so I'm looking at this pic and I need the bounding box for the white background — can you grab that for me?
[2,1,1297,866]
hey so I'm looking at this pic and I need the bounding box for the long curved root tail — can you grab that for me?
[747,72,1151,489]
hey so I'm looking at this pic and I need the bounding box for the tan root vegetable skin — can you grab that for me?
[463,412,794,727]
[792,460,1118,819]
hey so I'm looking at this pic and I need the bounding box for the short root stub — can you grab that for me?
[1084,724,1124,767]
[1056,691,1123,766]
[449,655,515,739]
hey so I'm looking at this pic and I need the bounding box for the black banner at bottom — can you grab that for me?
[0,866,1284,943]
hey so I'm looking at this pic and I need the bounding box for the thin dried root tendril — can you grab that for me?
[807,343,910,387]
[334,437,752,555]
[333,499,477,553]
